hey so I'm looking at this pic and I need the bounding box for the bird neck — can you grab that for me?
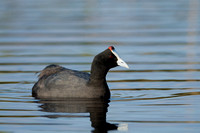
[89,61,109,85]
[88,57,111,99]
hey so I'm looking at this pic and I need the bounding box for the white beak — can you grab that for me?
[111,49,129,69]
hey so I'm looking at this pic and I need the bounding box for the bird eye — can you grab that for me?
[109,55,113,58]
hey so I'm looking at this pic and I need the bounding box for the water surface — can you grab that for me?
[0,0,200,133]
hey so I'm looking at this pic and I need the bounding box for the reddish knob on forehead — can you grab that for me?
[108,46,115,51]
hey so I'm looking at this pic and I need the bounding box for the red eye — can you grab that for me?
[109,55,113,58]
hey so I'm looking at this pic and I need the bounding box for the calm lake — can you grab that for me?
[0,0,200,133]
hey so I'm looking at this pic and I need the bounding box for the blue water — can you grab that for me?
[0,0,200,133]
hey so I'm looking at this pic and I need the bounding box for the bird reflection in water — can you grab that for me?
[37,98,118,133]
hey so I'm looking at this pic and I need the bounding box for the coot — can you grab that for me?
[32,46,129,99]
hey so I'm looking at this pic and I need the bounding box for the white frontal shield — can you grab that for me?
[111,49,129,69]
